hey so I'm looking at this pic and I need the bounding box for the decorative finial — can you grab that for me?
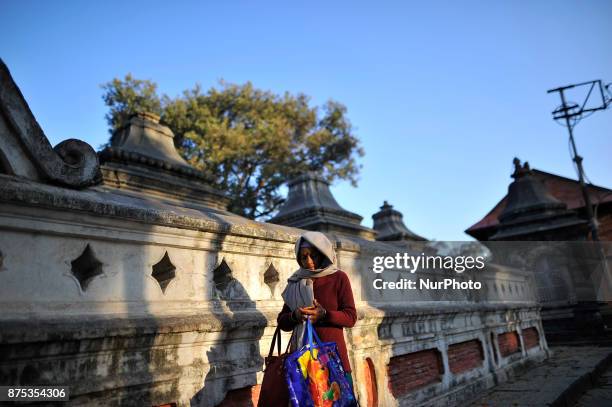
[372,201,426,241]
[511,157,532,179]
[133,111,161,124]
[523,161,531,171]
[381,201,392,210]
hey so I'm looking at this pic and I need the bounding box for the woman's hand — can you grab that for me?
[299,299,327,323]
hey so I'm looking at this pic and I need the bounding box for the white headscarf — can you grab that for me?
[281,231,338,351]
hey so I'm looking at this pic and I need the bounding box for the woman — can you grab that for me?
[277,231,357,390]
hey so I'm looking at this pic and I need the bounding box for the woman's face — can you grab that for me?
[299,247,321,271]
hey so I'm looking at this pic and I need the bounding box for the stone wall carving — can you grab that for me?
[0,60,101,188]
[70,244,104,291]
[152,252,177,294]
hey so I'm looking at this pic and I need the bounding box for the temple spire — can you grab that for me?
[98,112,229,210]
[269,172,376,240]
[491,158,587,240]
[372,201,426,242]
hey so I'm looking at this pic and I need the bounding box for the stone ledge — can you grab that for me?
[0,174,297,242]
[0,302,541,344]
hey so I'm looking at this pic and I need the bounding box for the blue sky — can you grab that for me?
[1,1,611,240]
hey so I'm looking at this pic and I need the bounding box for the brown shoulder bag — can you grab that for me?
[257,325,292,407]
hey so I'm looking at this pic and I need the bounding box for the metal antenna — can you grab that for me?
[547,80,612,241]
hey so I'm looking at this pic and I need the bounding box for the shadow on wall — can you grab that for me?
[188,211,267,407]
[43,195,268,406]
[117,197,268,407]
[191,277,265,407]
[68,195,163,406]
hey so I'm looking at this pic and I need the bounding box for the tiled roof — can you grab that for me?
[466,170,612,237]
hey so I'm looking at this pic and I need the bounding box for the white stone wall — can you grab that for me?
[0,176,549,406]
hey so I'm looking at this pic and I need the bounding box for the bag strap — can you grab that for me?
[268,325,295,359]
[267,326,282,358]
[301,318,310,347]
[310,319,323,344]
[307,318,314,358]
[301,317,324,345]
[304,317,325,359]
[285,329,294,353]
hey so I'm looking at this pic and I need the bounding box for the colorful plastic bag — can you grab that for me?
[284,318,357,407]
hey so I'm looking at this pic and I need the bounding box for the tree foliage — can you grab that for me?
[101,76,363,219]
[101,75,162,132]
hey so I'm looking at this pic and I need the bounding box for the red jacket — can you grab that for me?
[277,270,357,372]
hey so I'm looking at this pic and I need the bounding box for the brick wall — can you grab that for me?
[387,349,443,397]
[364,357,379,407]
[448,339,484,374]
[217,385,261,407]
[522,327,540,349]
[498,331,521,357]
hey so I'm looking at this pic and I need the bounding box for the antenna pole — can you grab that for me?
[557,88,600,241]
[548,79,612,301]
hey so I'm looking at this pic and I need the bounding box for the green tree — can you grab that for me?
[101,74,162,133]
[101,76,363,219]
